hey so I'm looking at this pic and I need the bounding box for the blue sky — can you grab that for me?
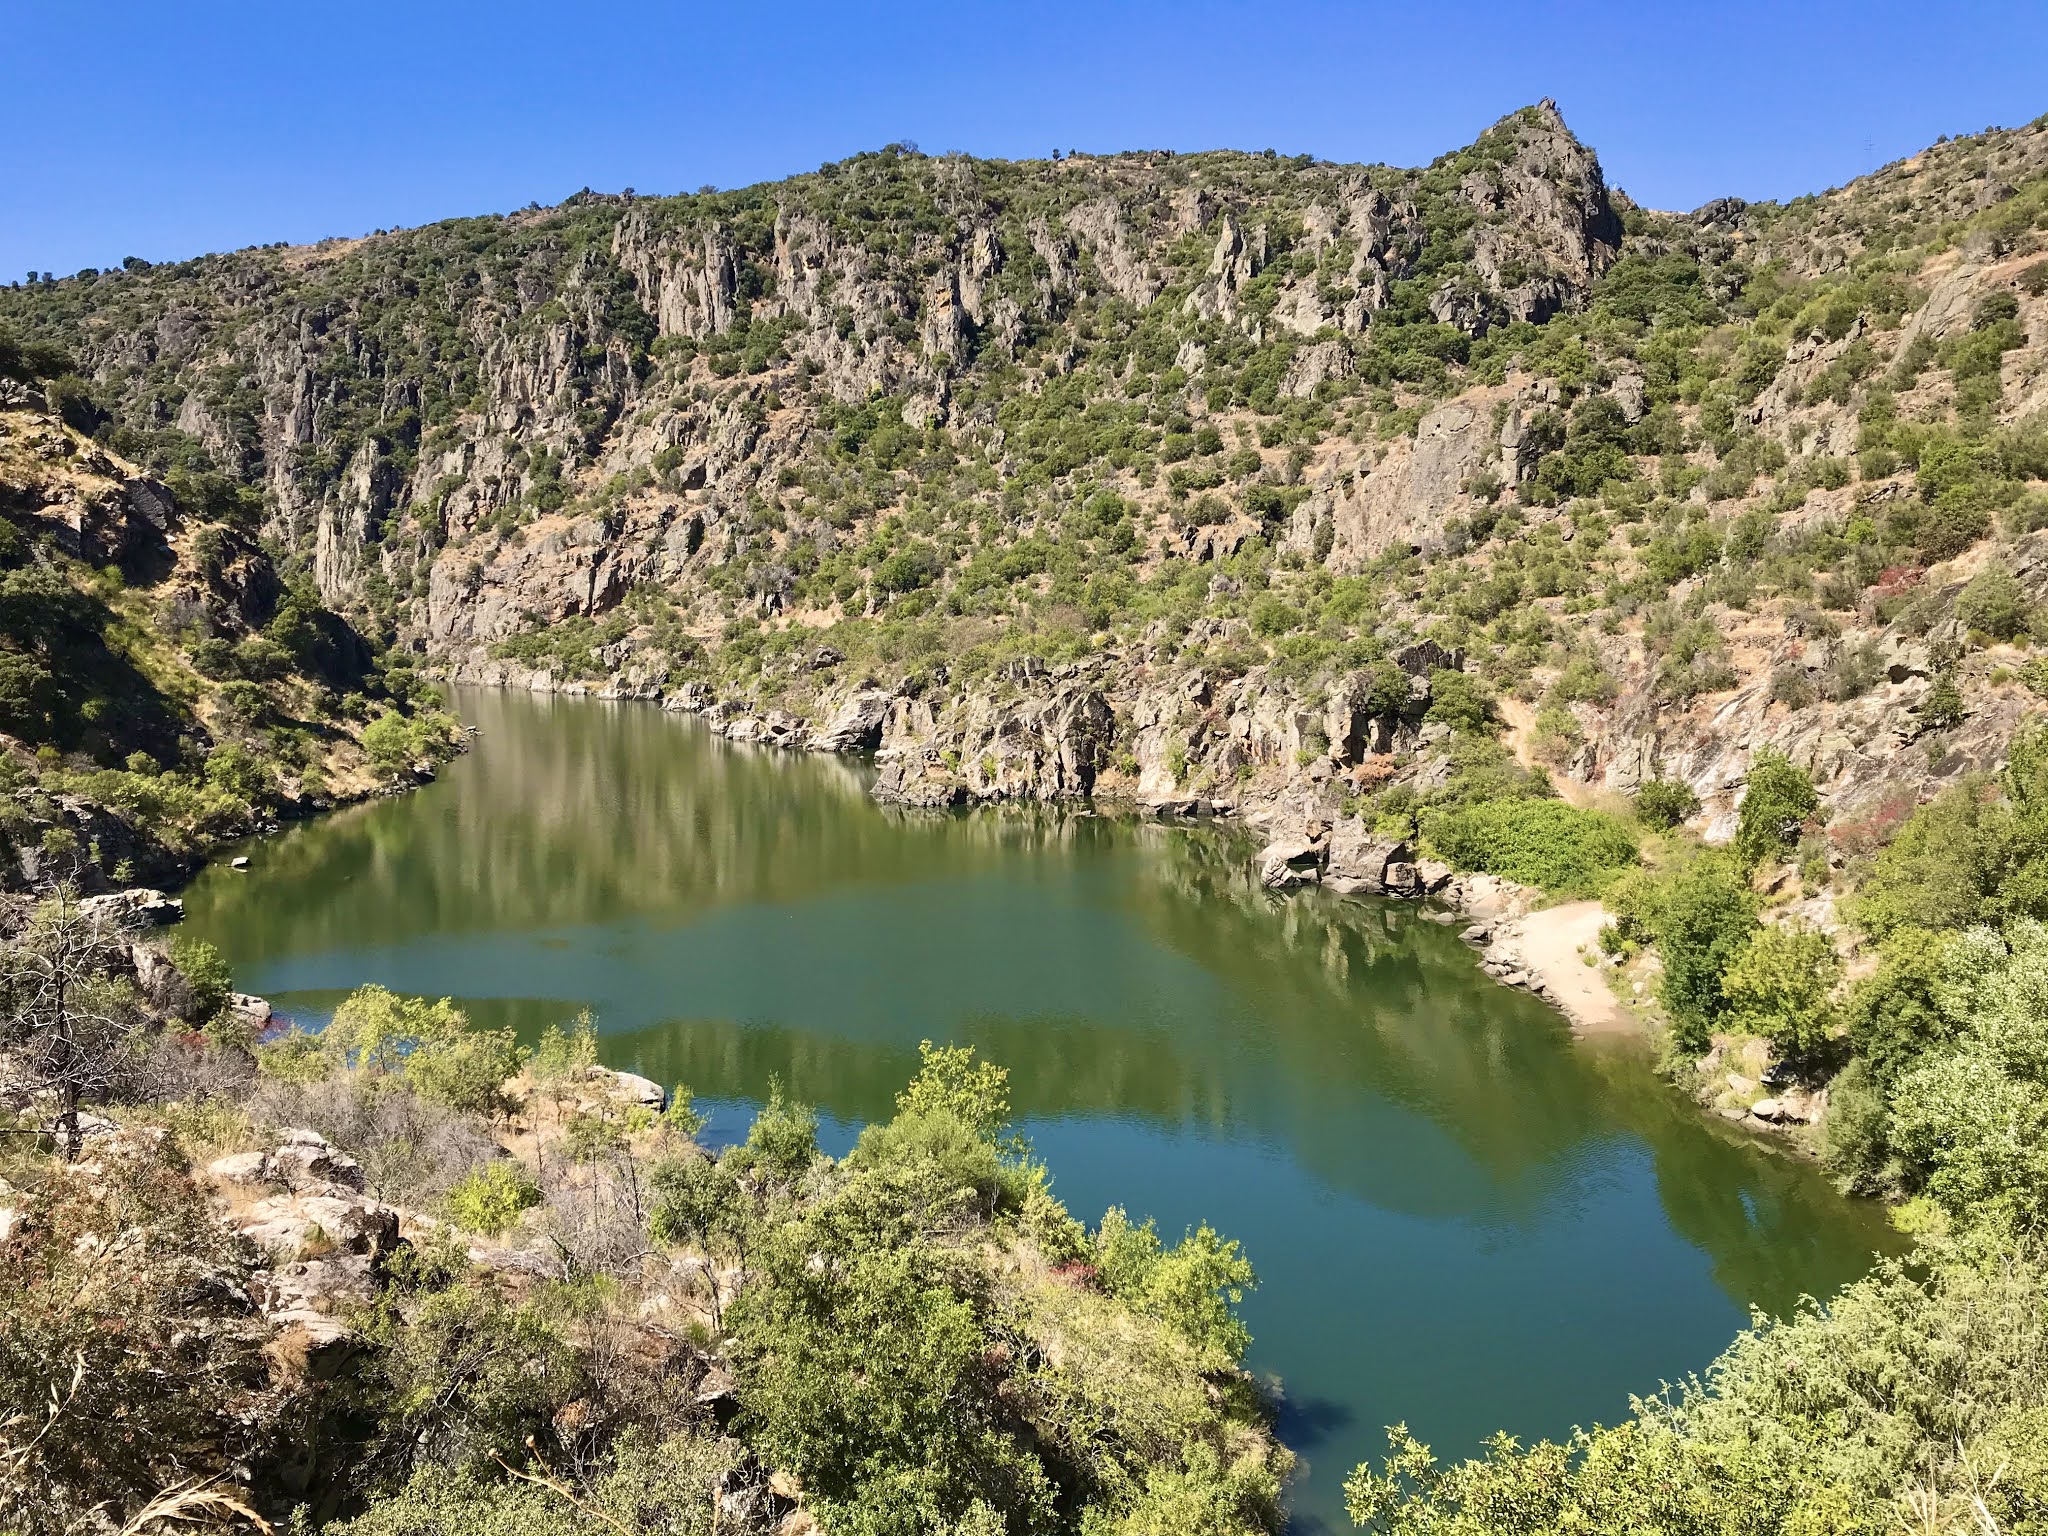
[6,0,2044,277]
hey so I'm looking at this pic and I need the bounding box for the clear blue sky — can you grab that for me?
[6,0,2045,277]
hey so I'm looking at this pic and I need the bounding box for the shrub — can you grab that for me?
[445,1160,541,1236]
[1654,854,1759,1053]
[168,936,232,1025]
[1720,923,1840,1058]
[1956,567,2032,642]
[1426,798,1638,897]
[1734,750,1818,869]
[325,986,525,1116]
[1919,672,1966,730]
[1633,777,1700,830]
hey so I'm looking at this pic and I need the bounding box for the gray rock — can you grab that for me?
[79,889,184,928]
[207,1151,273,1186]
[1323,818,1409,895]
[269,1129,367,1193]
[237,1189,399,1259]
[1258,836,1324,889]
[592,1067,667,1111]
[813,689,893,753]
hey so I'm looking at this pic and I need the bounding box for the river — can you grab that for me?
[181,686,1897,1530]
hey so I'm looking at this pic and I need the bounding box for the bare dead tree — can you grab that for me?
[0,887,148,1159]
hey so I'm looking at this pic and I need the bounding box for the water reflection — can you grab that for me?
[183,687,1896,1529]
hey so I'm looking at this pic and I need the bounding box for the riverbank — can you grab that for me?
[1467,899,1634,1036]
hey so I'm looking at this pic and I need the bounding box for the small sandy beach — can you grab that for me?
[1485,899,1634,1035]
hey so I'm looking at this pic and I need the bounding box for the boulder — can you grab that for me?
[207,1151,273,1186]
[79,889,184,928]
[252,1252,379,1350]
[268,1129,368,1193]
[1413,859,1454,894]
[229,992,273,1029]
[1258,836,1324,889]
[237,1189,400,1260]
[591,1067,667,1111]
[1323,818,1409,894]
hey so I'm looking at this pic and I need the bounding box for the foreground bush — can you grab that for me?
[1346,1247,2048,1536]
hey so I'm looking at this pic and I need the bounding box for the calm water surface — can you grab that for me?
[183,687,1897,1530]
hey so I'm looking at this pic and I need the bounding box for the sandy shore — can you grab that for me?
[1473,899,1633,1035]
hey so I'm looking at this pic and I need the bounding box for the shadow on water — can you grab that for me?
[183,686,1900,1530]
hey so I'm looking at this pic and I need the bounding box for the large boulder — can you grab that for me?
[79,888,183,928]
[813,689,893,753]
[1324,819,1409,894]
[590,1066,667,1111]
[1258,836,1324,889]
[236,1189,401,1261]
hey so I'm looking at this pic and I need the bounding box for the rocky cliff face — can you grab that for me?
[7,104,2048,879]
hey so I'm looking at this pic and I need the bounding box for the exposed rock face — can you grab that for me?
[209,1129,401,1350]
[871,682,1115,807]
[813,689,893,753]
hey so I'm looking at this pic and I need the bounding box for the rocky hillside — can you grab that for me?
[5,102,2048,870]
[0,347,457,892]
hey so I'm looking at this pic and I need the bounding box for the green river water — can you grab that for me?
[181,686,1897,1530]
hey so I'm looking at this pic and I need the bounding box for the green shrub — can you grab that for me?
[1632,778,1700,829]
[445,1160,540,1236]
[1956,567,2033,641]
[167,936,232,1025]
[1654,854,1759,1053]
[1734,749,1819,870]
[1720,923,1840,1058]
[1426,798,1638,897]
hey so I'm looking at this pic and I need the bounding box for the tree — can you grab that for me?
[1632,777,1700,830]
[326,984,525,1115]
[1655,855,1759,1053]
[1734,750,1818,870]
[894,1040,1012,1144]
[167,935,232,1026]
[1720,923,1840,1058]
[0,891,149,1158]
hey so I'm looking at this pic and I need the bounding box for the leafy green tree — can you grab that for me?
[1631,777,1700,830]
[729,1206,1057,1536]
[1422,669,1494,733]
[1720,923,1840,1058]
[728,1076,818,1183]
[326,984,525,1115]
[168,935,232,1024]
[1654,854,1758,1053]
[1734,749,1818,870]
[894,1039,1012,1143]
[1845,927,1958,1087]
